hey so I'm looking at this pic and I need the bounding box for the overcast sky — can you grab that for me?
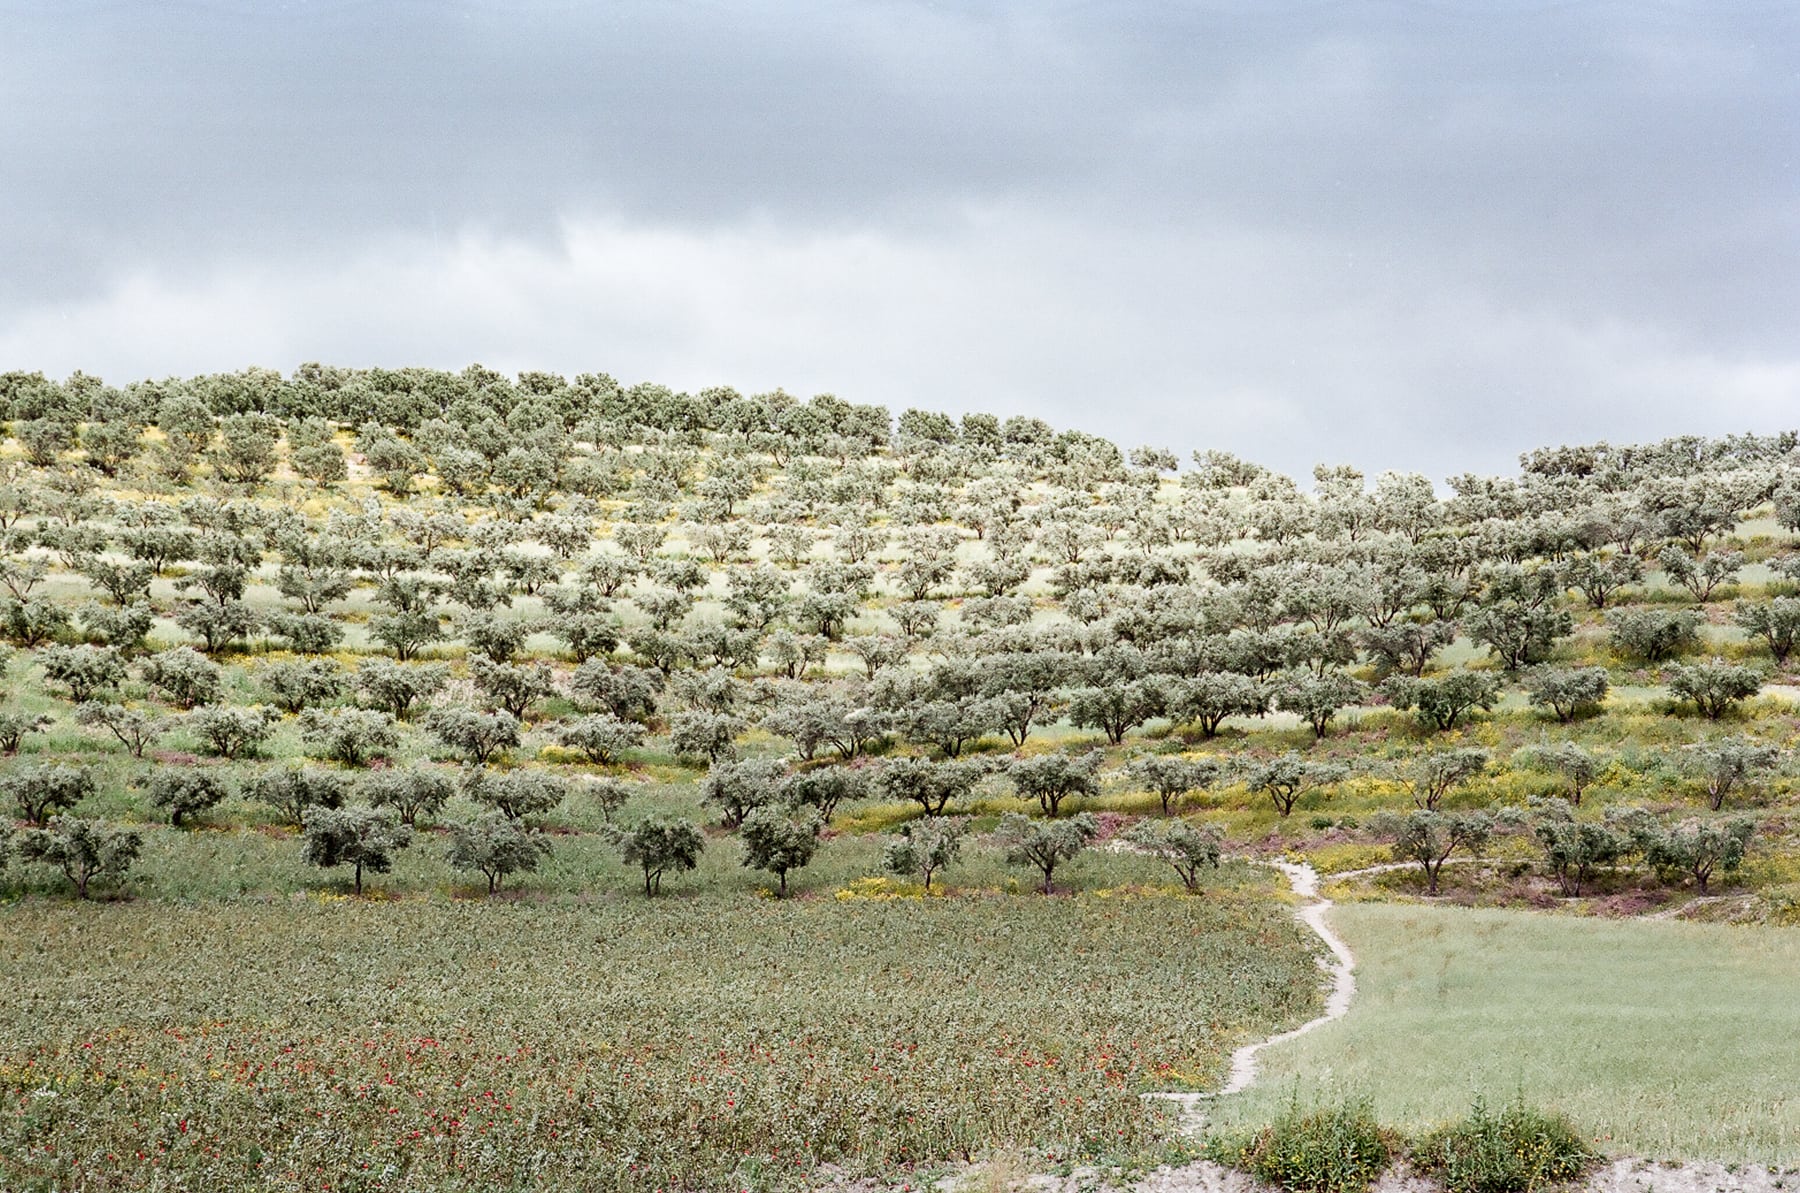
[2,1,1795,480]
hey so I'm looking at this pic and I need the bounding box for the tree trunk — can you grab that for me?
[354,862,363,895]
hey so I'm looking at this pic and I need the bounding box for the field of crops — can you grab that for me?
[0,888,1319,1192]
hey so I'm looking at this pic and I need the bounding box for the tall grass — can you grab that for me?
[1213,903,1800,1164]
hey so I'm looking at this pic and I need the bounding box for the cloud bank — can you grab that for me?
[3,1,1795,478]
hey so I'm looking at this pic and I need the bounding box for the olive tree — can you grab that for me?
[668,710,744,764]
[1130,754,1222,815]
[1124,817,1222,892]
[1523,667,1610,723]
[187,705,279,759]
[38,644,126,702]
[354,659,450,720]
[1528,799,1623,896]
[247,766,349,825]
[424,708,521,766]
[17,816,143,898]
[2,762,95,825]
[143,767,230,827]
[995,811,1098,893]
[362,767,455,826]
[445,812,553,893]
[1733,598,1800,665]
[1683,741,1782,810]
[258,658,346,713]
[1647,816,1756,893]
[1382,671,1501,731]
[1275,671,1366,738]
[698,758,786,829]
[1369,809,1494,895]
[140,647,223,708]
[1607,608,1701,663]
[883,816,966,892]
[1242,752,1347,818]
[469,653,557,721]
[299,708,400,766]
[869,756,986,817]
[301,805,414,895]
[1168,672,1266,738]
[615,814,706,896]
[0,709,53,755]
[1009,751,1101,818]
[1394,748,1490,811]
[555,713,646,765]
[465,769,567,821]
[1515,742,1606,806]
[780,765,864,824]
[1665,662,1763,720]
[739,803,824,896]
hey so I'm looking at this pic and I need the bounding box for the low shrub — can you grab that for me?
[1207,1095,1395,1193]
[1411,1097,1598,1193]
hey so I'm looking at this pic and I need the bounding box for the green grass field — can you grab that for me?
[1213,903,1800,1164]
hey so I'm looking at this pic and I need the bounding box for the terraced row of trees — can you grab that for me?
[0,364,1796,911]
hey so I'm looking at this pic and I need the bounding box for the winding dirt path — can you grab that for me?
[1144,860,1357,1134]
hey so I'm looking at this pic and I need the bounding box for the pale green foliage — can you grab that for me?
[739,803,824,896]
[258,657,346,713]
[143,767,231,827]
[1607,607,1700,663]
[883,817,967,891]
[247,766,349,825]
[361,767,455,826]
[1382,671,1501,731]
[1664,661,1763,720]
[1682,740,1782,810]
[466,769,567,821]
[354,659,450,719]
[1243,752,1348,818]
[445,812,553,893]
[1130,754,1222,814]
[698,757,786,828]
[139,646,223,708]
[555,713,646,765]
[995,810,1098,893]
[38,643,126,702]
[868,756,986,817]
[301,805,414,894]
[1522,666,1610,722]
[17,815,143,898]
[1369,809,1494,894]
[1395,748,1490,811]
[1514,742,1605,805]
[1733,597,1800,664]
[1646,816,1756,892]
[1124,817,1222,892]
[298,707,400,766]
[424,707,521,765]
[615,814,706,895]
[1008,751,1101,817]
[2,761,95,825]
[187,704,278,759]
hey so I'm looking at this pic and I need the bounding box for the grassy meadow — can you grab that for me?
[1212,902,1800,1165]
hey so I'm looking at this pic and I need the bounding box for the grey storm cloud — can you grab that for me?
[2,0,1796,480]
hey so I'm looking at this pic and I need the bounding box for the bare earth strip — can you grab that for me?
[1144,860,1356,1133]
